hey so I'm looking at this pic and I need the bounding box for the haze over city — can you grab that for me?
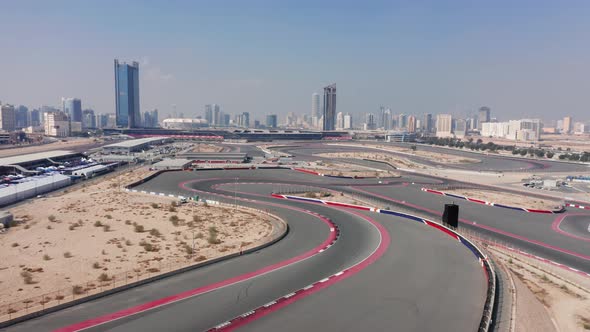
[2,0,590,121]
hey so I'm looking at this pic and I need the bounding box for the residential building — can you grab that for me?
[114,59,141,128]
[454,119,467,138]
[336,112,344,130]
[44,111,70,137]
[563,116,572,134]
[407,115,416,133]
[322,84,337,131]
[0,104,16,132]
[204,104,213,124]
[343,113,353,130]
[30,108,41,127]
[312,92,320,119]
[435,114,453,138]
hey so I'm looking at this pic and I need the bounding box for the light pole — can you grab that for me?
[191,231,195,259]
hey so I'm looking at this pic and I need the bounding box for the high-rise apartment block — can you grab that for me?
[114,59,141,128]
[44,111,70,137]
[436,114,453,137]
[562,116,572,134]
[0,104,16,132]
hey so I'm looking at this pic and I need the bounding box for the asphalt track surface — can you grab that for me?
[276,142,589,173]
[555,214,590,241]
[5,169,486,332]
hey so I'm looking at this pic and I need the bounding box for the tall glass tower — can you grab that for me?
[322,83,336,131]
[114,59,140,128]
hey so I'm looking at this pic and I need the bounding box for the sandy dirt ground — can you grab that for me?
[298,159,400,178]
[348,143,481,164]
[490,247,590,331]
[444,188,562,210]
[0,167,278,313]
[472,134,590,152]
[188,143,224,153]
[316,151,425,169]
[0,138,102,158]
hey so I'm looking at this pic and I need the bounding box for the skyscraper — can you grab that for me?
[423,113,433,133]
[15,105,29,129]
[336,112,344,130]
[322,84,336,131]
[436,114,453,137]
[204,105,213,124]
[563,116,572,134]
[62,98,82,122]
[30,108,41,127]
[82,109,96,128]
[478,106,491,130]
[266,114,278,128]
[0,104,16,132]
[114,59,140,128]
[343,113,353,129]
[407,115,416,133]
[311,93,320,118]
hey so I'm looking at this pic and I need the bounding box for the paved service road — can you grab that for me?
[4,169,487,332]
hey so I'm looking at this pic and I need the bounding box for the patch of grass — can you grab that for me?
[11,242,19,247]
[125,239,132,246]
[48,215,56,222]
[46,225,53,230]
[21,271,35,284]
[103,224,111,232]
[92,262,101,269]
[134,224,145,233]
[104,214,112,219]
[43,254,51,261]
[195,232,204,239]
[94,221,103,227]
[149,228,161,237]
[72,285,84,295]
[125,220,132,225]
[63,252,73,258]
[139,241,158,252]
[193,215,201,223]
[24,224,30,229]
[98,273,110,282]
[151,203,159,209]
[541,274,549,282]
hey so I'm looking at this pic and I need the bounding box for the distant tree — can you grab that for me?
[476,138,483,145]
[512,149,519,155]
[410,145,417,151]
[535,150,545,158]
[519,150,527,156]
[546,151,554,159]
[559,154,567,160]
[581,153,590,162]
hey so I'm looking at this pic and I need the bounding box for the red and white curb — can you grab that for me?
[566,203,590,211]
[421,188,564,214]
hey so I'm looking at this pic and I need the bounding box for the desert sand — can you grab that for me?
[0,138,101,158]
[444,188,562,210]
[188,143,225,153]
[0,167,280,319]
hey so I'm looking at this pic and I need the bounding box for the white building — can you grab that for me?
[44,111,70,137]
[162,118,208,130]
[436,114,453,138]
[335,112,344,130]
[481,122,510,138]
[311,93,320,128]
[343,113,353,130]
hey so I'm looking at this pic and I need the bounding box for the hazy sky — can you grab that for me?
[1,0,589,122]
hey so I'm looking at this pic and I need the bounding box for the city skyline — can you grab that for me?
[1,1,590,121]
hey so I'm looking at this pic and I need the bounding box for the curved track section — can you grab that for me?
[4,169,487,332]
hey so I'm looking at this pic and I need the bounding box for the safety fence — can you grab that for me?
[0,199,288,327]
[270,193,496,332]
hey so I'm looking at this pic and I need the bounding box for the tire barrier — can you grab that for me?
[271,193,496,332]
[421,188,565,214]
